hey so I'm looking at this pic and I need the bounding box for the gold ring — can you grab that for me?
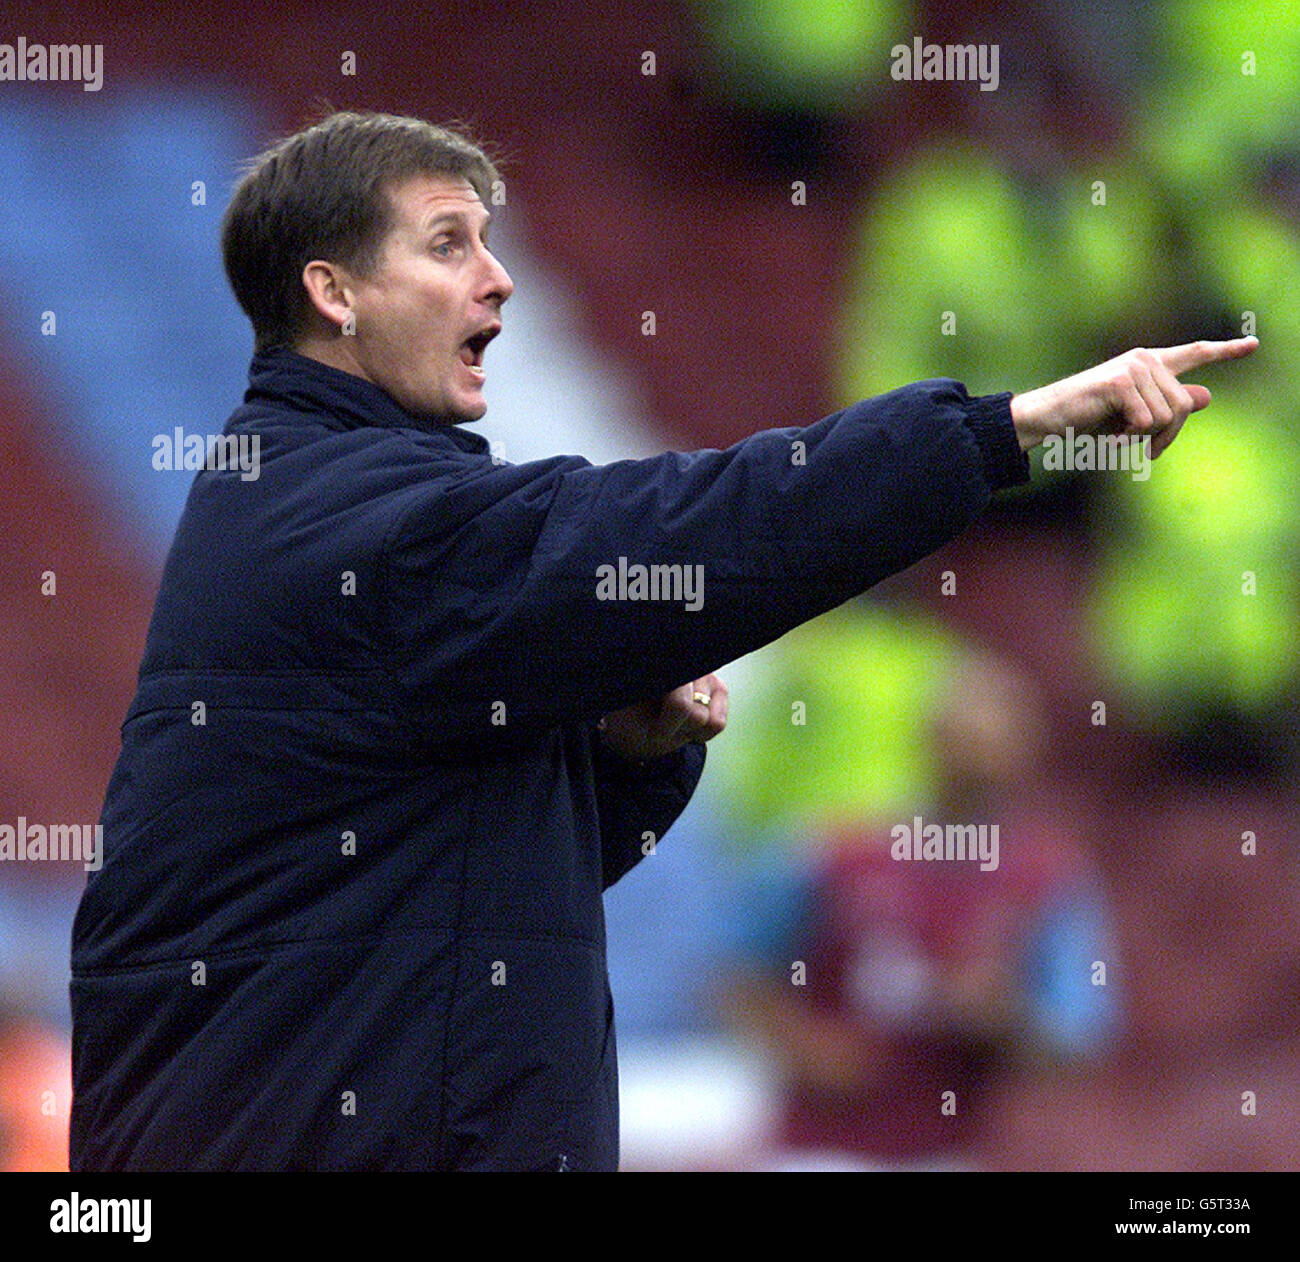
[692,691,712,707]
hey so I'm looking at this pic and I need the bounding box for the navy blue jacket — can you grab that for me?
[69,348,1028,1170]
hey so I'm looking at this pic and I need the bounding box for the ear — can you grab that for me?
[301,259,355,333]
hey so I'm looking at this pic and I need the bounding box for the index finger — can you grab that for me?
[1156,336,1258,375]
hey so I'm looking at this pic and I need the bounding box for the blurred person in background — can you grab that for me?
[721,648,1116,1169]
[0,1001,71,1172]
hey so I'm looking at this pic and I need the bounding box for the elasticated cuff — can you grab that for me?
[592,728,707,785]
[964,390,1030,490]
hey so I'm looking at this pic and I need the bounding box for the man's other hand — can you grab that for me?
[1010,337,1258,458]
[597,674,728,764]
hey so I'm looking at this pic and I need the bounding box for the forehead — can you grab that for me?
[385,173,489,231]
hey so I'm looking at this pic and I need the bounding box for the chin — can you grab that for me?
[400,390,484,425]
[452,396,488,423]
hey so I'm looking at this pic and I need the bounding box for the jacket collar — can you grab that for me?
[241,347,491,454]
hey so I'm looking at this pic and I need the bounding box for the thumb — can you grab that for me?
[1185,384,1211,412]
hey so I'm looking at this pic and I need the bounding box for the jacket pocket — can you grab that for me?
[438,933,618,1171]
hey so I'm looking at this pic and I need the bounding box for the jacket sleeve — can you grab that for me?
[380,379,1027,751]
[588,727,707,890]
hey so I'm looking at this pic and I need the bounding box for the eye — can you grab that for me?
[431,237,459,257]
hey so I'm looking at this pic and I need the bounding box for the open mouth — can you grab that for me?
[458,323,500,370]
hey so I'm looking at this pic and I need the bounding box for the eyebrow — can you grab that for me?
[423,209,492,236]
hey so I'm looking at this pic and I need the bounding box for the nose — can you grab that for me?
[481,246,514,307]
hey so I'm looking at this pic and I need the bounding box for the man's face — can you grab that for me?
[343,173,513,423]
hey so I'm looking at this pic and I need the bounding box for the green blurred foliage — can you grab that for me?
[708,602,961,847]
[825,4,1300,734]
[1088,400,1300,717]
[695,0,909,108]
[1193,203,1300,383]
[698,0,1300,772]
[831,143,1178,400]
[1138,0,1300,194]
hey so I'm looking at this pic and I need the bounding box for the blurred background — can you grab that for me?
[1,0,1298,1170]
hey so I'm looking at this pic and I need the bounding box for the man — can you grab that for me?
[720,647,1116,1169]
[68,109,1256,1171]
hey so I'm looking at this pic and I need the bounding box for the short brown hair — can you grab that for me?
[221,110,501,354]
